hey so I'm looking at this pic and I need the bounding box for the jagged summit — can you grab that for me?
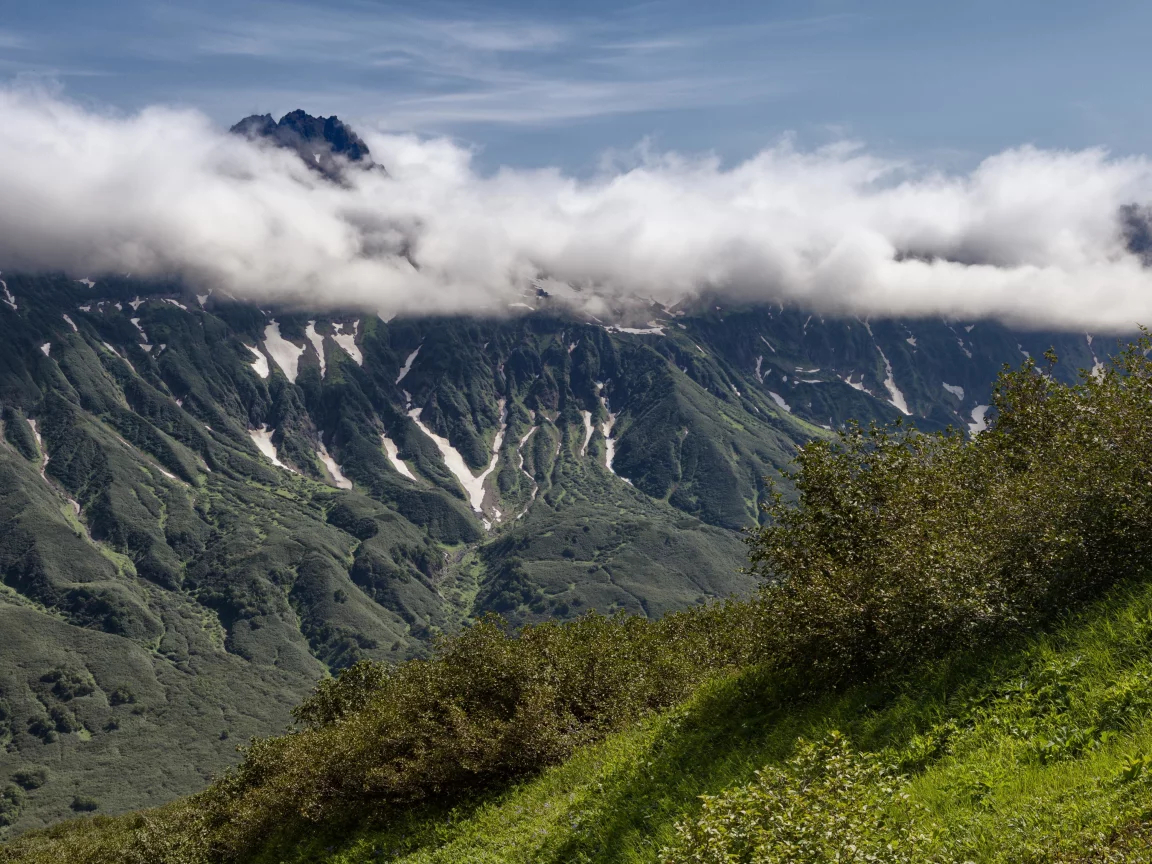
[230,109,382,180]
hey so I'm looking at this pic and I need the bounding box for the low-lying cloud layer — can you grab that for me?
[3,87,1152,330]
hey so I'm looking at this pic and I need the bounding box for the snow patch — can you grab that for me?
[129,317,149,343]
[968,405,990,435]
[39,342,51,357]
[597,384,630,484]
[1018,344,1032,361]
[956,338,973,359]
[841,374,869,393]
[768,392,791,412]
[246,345,269,379]
[515,424,538,518]
[263,321,305,382]
[608,322,665,335]
[332,321,363,365]
[905,335,917,347]
[196,293,210,307]
[248,425,292,470]
[77,277,95,289]
[305,322,326,378]
[164,298,188,311]
[395,344,421,384]
[62,314,77,332]
[876,347,911,415]
[579,410,593,456]
[942,382,965,400]
[381,434,416,481]
[964,324,976,333]
[317,442,352,489]
[759,335,776,353]
[754,356,763,382]
[129,297,144,311]
[408,400,507,512]
[1,276,16,310]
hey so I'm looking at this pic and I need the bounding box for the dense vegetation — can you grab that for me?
[5,332,1152,862]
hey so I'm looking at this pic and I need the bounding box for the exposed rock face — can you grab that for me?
[230,110,382,180]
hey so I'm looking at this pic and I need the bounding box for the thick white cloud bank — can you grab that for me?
[2,87,1152,330]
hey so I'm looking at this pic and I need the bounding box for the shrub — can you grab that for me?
[746,338,1152,684]
[661,733,940,864]
[11,768,47,791]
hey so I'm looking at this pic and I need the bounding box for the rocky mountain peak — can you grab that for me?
[230,109,381,180]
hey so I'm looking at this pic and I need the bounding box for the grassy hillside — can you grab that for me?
[268,576,1152,863]
[5,335,1152,862]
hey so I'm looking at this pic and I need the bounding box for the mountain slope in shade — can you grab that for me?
[0,271,1130,834]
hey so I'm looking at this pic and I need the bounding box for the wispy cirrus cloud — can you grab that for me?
[130,1,794,131]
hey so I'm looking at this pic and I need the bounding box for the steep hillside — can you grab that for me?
[0,269,1129,833]
[4,336,1151,863]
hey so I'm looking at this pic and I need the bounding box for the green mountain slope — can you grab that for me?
[6,338,1152,862]
[0,271,1132,835]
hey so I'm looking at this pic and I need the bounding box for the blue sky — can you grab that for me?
[2,0,1150,172]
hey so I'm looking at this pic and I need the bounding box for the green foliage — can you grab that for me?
[747,335,1152,683]
[9,769,46,792]
[661,733,935,864]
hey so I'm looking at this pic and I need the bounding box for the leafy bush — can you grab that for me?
[197,606,751,859]
[661,733,939,864]
[746,338,1152,684]
[10,769,47,791]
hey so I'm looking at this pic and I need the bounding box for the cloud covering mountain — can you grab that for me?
[2,86,1152,330]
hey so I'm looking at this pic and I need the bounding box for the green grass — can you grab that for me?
[263,575,1152,863]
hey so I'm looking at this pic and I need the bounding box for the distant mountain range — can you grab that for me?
[0,111,1135,835]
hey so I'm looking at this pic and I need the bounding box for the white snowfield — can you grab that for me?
[164,299,188,311]
[305,322,326,378]
[580,410,593,456]
[40,343,51,357]
[596,382,630,483]
[317,442,352,489]
[942,382,965,400]
[381,434,416,481]
[607,322,665,335]
[408,400,507,513]
[332,321,363,365]
[1,275,16,310]
[395,345,421,385]
[246,345,269,379]
[969,405,990,435]
[768,391,791,412]
[248,425,293,471]
[876,346,911,415]
[62,314,77,332]
[516,423,538,518]
[263,321,305,383]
